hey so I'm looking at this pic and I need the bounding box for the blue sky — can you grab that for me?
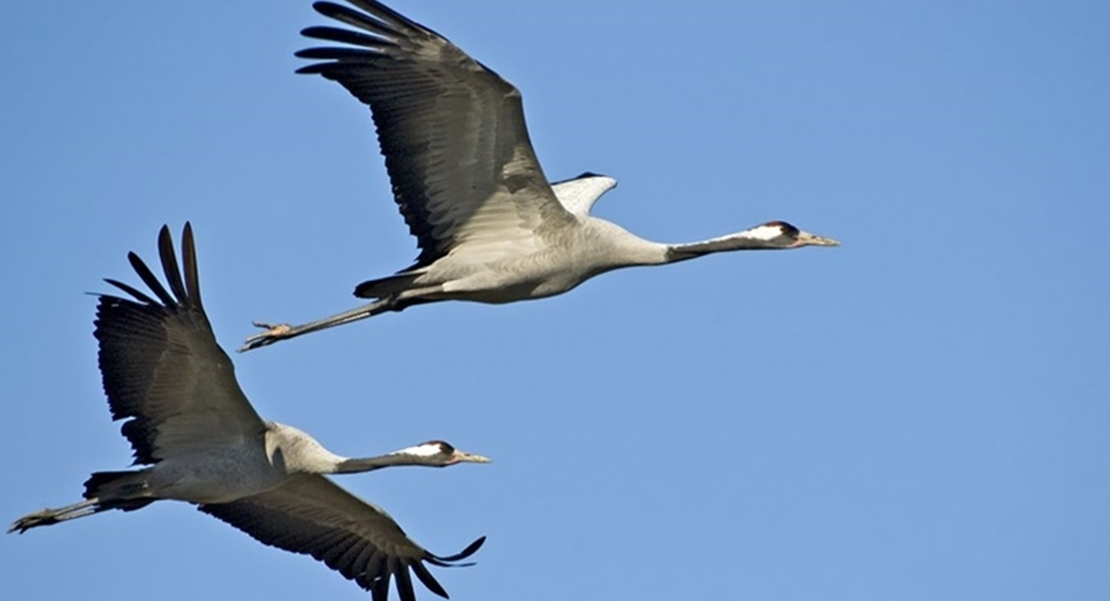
[2,1,1108,600]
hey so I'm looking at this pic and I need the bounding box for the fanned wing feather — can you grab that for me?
[199,474,483,601]
[96,224,264,464]
[296,0,574,269]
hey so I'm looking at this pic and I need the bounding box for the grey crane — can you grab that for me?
[242,0,839,351]
[11,224,489,601]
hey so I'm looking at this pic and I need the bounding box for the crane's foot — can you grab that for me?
[9,510,59,533]
[10,498,101,533]
[239,322,294,352]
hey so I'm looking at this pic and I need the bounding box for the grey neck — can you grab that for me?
[334,453,441,474]
[666,234,784,262]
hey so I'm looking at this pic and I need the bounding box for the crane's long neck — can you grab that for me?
[267,422,438,475]
[591,220,795,268]
[665,225,793,263]
[333,453,440,474]
[267,424,464,475]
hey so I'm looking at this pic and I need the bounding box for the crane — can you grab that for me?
[11,223,489,601]
[242,0,839,350]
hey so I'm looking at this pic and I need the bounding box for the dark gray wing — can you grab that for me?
[200,474,484,601]
[96,223,265,465]
[297,0,575,270]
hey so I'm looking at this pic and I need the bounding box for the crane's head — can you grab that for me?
[742,220,840,249]
[391,440,492,467]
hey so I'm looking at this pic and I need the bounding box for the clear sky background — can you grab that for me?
[2,1,1108,600]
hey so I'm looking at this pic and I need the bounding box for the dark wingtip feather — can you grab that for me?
[410,562,449,599]
[395,563,417,601]
[158,224,189,306]
[102,278,158,305]
[182,222,203,312]
[294,63,325,75]
[312,1,400,37]
[443,535,486,561]
[344,0,421,31]
[426,535,485,567]
[301,25,382,48]
[371,565,391,601]
[296,46,385,61]
[127,250,176,307]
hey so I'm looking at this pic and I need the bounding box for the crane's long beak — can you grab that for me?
[795,231,840,247]
[452,450,492,464]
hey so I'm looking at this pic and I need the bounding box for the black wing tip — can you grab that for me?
[295,63,325,75]
[101,278,157,306]
[300,25,355,43]
[322,0,418,29]
[125,247,176,307]
[310,1,392,31]
[460,535,487,557]
[105,223,201,312]
[181,221,203,311]
[427,535,486,565]
[157,223,190,306]
[303,0,434,49]
[409,562,448,599]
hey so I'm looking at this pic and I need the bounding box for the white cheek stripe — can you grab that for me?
[391,444,442,458]
[742,224,784,241]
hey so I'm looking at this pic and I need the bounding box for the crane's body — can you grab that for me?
[360,209,671,305]
[82,421,364,506]
[241,0,838,351]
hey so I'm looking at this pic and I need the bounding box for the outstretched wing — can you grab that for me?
[297,0,575,270]
[96,223,264,465]
[200,474,485,601]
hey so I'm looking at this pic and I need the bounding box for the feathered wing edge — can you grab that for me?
[294,0,570,271]
[102,223,203,318]
[94,222,262,466]
[96,223,204,465]
[198,475,486,601]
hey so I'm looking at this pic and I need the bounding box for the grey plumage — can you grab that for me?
[242,0,838,351]
[11,223,489,601]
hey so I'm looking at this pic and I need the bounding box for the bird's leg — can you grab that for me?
[9,498,100,533]
[239,297,396,352]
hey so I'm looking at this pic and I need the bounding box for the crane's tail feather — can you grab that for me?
[83,470,151,503]
[353,272,423,299]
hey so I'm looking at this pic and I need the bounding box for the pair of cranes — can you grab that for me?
[12,1,839,600]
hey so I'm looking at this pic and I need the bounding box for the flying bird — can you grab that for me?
[11,224,489,601]
[242,0,839,350]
